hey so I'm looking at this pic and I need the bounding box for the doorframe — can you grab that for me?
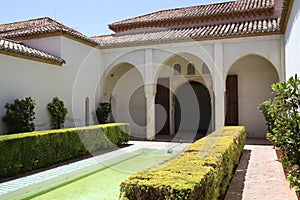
[155,78,171,135]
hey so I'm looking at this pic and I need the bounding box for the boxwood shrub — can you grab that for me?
[0,123,130,179]
[120,126,246,200]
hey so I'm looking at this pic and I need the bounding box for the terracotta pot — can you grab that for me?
[275,147,284,161]
[283,166,290,177]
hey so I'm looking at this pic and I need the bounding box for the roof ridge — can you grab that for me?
[108,0,276,33]
[91,34,113,38]
[0,17,54,32]
[110,0,236,26]
[111,1,273,23]
[0,17,50,26]
[0,17,98,46]
[95,17,280,48]
[105,16,279,37]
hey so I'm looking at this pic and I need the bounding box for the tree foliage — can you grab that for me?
[2,97,36,134]
[259,74,300,195]
[47,97,68,129]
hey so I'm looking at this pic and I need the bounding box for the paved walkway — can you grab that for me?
[225,141,298,200]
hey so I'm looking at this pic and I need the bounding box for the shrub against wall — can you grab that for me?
[96,103,111,124]
[48,97,68,129]
[0,123,130,179]
[120,126,246,200]
[259,74,300,195]
[2,97,36,134]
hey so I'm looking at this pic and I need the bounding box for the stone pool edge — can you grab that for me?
[0,141,190,200]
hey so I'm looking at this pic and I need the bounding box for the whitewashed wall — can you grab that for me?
[102,35,283,137]
[21,36,62,58]
[285,1,300,79]
[0,36,101,134]
[61,37,101,128]
[0,33,284,137]
[104,63,146,138]
[228,55,279,137]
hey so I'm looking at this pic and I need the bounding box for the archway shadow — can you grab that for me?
[224,149,252,200]
[153,131,207,143]
[174,81,211,141]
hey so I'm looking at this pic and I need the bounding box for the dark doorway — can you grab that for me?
[155,78,170,135]
[175,82,211,140]
[225,75,239,126]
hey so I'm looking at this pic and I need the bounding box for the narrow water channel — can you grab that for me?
[28,149,175,200]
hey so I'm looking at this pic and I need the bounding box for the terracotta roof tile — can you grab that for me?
[109,0,276,32]
[0,17,98,45]
[93,18,280,47]
[0,37,65,65]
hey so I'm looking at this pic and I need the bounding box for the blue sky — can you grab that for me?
[1,0,230,36]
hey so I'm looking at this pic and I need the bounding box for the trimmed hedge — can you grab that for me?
[0,123,130,179]
[120,126,246,200]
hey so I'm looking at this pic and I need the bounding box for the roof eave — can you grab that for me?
[99,31,283,49]
[2,30,98,48]
[0,48,65,66]
[280,0,294,32]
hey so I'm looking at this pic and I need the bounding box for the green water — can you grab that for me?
[25,149,174,200]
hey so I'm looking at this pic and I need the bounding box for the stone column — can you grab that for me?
[144,49,156,140]
[145,85,156,140]
[213,43,225,130]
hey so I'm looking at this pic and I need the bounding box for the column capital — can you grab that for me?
[144,83,157,99]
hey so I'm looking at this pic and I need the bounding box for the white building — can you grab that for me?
[0,0,298,140]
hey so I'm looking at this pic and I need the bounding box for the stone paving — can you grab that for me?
[225,142,298,200]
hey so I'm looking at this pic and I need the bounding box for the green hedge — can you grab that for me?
[120,126,246,200]
[0,123,130,179]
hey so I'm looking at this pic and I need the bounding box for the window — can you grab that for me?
[187,63,195,75]
[173,64,181,75]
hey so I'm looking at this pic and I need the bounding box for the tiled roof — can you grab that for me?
[0,38,65,65]
[0,17,98,45]
[93,18,280,47]
[109,0,277,32]
[280,0,293,31]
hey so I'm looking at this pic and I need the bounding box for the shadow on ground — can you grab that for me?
[224,149,252,200]
[131,132,207,143]
[246,137,272,146]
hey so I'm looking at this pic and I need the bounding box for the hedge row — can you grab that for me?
[120,126,246,200]
[0,123,130,179]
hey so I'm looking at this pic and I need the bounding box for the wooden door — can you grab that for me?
[155,78,170,135]
[225,75,239,126]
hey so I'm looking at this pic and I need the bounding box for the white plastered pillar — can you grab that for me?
[213,43,225,129]
[144,49,156,140]
[99,50,105,102]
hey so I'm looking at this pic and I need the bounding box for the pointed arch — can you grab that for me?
[154,52,214,137]
[225,53,281,83]
[103,62,146,137]
[226,54,279,137]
